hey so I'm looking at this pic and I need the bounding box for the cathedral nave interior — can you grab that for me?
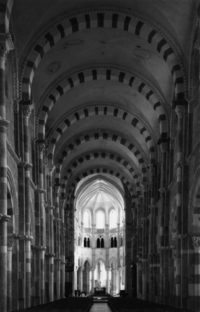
[0,0,200,311]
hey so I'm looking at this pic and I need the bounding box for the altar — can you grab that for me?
[93,287,106,296]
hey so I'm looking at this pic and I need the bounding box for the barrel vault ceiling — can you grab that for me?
[12,0,196,202]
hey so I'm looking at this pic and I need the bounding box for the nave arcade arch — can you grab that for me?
[73,175,126,295]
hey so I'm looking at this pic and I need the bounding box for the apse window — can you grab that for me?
[96,210,105,229]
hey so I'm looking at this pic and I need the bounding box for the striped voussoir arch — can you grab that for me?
[61,166,139,207]
[38,67,168,142]
[0,0,13,33]
[22,10,185,101]
[57,150,142,183]
[54,152,147,204]
[60,168,141,205]
[52,130,148,178]
[46,103,156,160]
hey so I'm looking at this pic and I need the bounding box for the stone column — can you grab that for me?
[159,138,169,304]
[137,262,142,298]
[60,203,65,298]
[37,141,46,304]
[0,158,10,312]
[73,267,77,295]
[91,268,94,293]
[174,101,188,307]
[7,235,13,312]
[54,179,61,300]
[106,268,109,293]
[91,223,95,293]
[40,247,46,303]
[110,267,113,295]
[80,268,83,292]
[117,222,120,263]
[55,257,61,299]
[116,268,120,294]
[0,33,13,312]
[12,234,19,310]
[48,242,54,301]
[148,159,156,301]
[47,165,55,302]
[142,180,149,300]
[118,266,121,292]
[188,236,200,311]
[61,255,65,298]
[48,253,54,301]
[22,102,33,308]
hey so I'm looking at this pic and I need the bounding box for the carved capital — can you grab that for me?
[21,101,33,120]
[192,236,200,249]
[7,234,14,248]
[37,140,46,154]
[0,214,11,222]
[0,33,14,68]
[33,245,46,251]
[24,162,32,171]
[25,235,33,242]
[0,118,9,129]
[157,134,169,152]
[46,253,55,258]
[174,101,187,118]
[17,234,33,242]
[37,187,46,194]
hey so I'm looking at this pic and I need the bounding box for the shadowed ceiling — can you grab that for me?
[12,0,196,203]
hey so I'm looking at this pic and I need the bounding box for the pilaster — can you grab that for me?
[0,32,13,312]
[21,102,33,308]
[173,100,188,308]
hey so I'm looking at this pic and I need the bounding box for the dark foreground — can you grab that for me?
[14,297,192,312]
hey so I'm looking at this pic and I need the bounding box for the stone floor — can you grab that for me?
[89,303,112,312]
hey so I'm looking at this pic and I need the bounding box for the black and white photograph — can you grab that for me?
[0,1,199,311]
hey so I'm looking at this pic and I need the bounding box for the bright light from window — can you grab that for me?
[96,210,105,228]
[83,210,91,227]
[109,209,117,228]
